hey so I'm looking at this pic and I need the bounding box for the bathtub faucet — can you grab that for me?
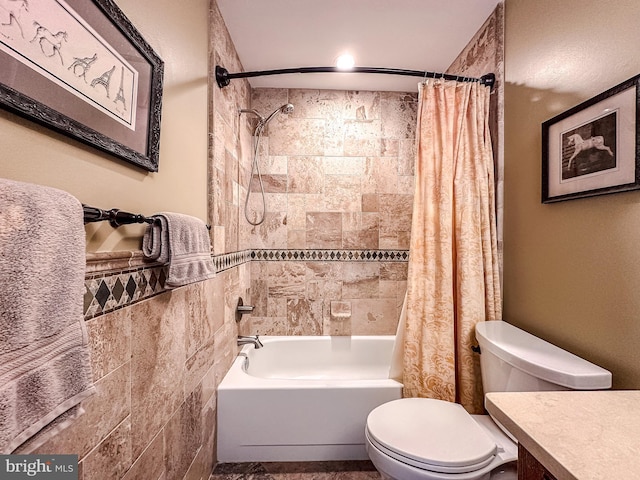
[237,335,263,349]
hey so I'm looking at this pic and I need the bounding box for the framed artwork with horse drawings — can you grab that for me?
[542,74,640,203]
[0,0,163,171]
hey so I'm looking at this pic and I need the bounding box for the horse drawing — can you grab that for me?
[0,0,28,39]
[30,21,68,65]
[566,133,614,170]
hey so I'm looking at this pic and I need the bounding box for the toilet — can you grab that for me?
[365,321,612,480]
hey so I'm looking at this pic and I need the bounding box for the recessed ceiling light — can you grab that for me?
[336,54,355,70]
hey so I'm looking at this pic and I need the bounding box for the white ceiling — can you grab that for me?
[216,0,502,92]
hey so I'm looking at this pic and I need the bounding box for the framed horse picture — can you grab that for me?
[0,0,163,172]
[542,74,640,203]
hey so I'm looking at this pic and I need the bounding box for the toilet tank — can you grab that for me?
[475,321,611,394]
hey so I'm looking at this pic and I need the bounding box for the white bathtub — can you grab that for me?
[217,335,403,462]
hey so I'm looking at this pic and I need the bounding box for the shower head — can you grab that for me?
[240,103,294,136]
[262,103,294,126]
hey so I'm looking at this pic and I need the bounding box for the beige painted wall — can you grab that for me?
[0,0,210,252]
[504,0,640,388]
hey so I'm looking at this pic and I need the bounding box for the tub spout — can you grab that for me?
[238,335,263,349]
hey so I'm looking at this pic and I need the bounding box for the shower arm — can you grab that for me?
[216,65,495,90]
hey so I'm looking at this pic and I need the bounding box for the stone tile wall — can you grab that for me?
[247,254,408,336]
[238,88,417,335]
[243,88,417,252]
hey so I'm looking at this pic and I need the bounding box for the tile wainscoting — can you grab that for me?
[84,249,408,322]
[84,250,252,320]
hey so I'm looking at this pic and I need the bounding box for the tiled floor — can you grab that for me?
[210,461,381,479]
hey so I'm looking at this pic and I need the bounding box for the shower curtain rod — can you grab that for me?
[215,65,495,90]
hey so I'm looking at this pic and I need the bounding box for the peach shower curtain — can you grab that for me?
[402,79,501,414]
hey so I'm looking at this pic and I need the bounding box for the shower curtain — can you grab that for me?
[401,79,501,414]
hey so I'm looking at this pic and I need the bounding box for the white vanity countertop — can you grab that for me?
[485,391,640,480]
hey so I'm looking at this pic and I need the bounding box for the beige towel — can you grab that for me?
[0,178,96,453]
[142,212,215,288]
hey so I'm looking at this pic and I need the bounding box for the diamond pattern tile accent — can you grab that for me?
[125,276,136,300]
[95,281,111,309]
[148,271,157,291]
[112,278,124,302]
[83,249,408,320]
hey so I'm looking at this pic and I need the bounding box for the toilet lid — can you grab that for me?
[366,398,497,474]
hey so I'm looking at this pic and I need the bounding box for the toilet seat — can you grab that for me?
[366,398,497,474]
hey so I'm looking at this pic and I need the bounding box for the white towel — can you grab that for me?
[142,212,215,288]
[0,178,96,453]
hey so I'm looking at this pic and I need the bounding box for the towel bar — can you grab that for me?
[83,204,154,228]
[83,204,211,230]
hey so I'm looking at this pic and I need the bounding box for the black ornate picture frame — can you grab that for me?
[0,0,164,172]
[542,75,640,203]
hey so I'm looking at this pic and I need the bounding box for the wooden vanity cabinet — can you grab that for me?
[518,444,558,480]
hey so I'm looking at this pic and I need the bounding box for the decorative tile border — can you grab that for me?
[214,249,252,272]
[84,265,168,320]
[251,249,409,262]
[84,249,408,320]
